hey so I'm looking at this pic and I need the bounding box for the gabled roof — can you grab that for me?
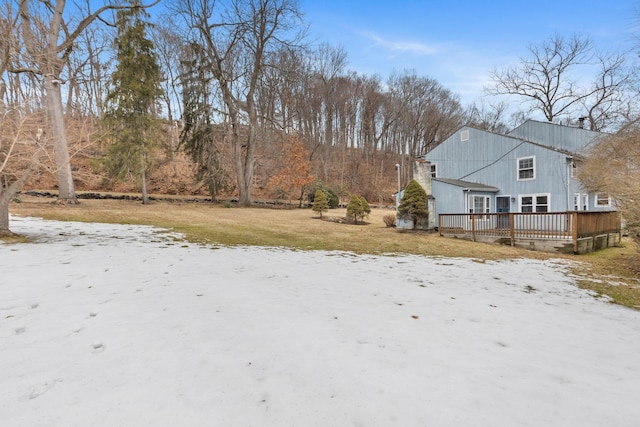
[433,178,499,192]
[430,124,590,160]
[507,120,604,154]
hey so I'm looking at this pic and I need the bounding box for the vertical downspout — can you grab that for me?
[395,163,401,210]
[465,189,470,213]
[566,158,573,241]
[465,188,471,237]
[566,157,573,212]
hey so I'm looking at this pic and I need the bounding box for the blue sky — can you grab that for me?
[299,0,639,106]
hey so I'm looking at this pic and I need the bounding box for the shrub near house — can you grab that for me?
[347,195,371,224]
[398,179,429,230]
[312,190,329,218]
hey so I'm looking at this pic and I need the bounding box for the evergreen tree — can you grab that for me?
[347,195,371,224]
[398,179,429,229]
[360,196,371,217]
[179,42,230,202]
[309,183,340,208]
[312,190,329,218]
[101,1,163,204]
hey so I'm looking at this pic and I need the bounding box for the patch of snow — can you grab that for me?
[1,216,639,426]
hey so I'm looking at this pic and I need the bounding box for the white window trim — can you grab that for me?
[429,163,437,178]
[469,195,491,219]
[596,193,612,207]
[517,156,536,181]
[519,193,550,213]
[570,161,578,178]
[574,193,589,211]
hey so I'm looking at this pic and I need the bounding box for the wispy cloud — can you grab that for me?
[358,30,438,56]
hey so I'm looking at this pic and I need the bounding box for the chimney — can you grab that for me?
[412,159,433,196]
[577,117,586,129]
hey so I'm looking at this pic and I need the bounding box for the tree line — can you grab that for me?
[2,0,640,234]
[1,0,474,207]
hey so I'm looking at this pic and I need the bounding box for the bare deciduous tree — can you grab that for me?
[579,51,637,131]
[174,0,306,206]
[151,19,185,175]
[578,119,640,237]
[387,70,464,167]
[488,34,591,123]
[465,99,509,134]
[0,107,45,235]
[0,1,20,113]
[487,33,634,131]
[310,43,348,180]
[64,25,112,118]
[13,0,159,203]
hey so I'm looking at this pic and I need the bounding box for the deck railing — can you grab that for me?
[574,211,622,238]
[438,211,621,251]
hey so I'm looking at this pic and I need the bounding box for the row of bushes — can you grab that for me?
[311,179,428,229]
[311,189,372,224]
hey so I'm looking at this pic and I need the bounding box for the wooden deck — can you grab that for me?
[438,211,622,254]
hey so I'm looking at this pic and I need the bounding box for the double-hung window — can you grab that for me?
[570,161,578,178]
[470,195,490,218]
[596,193,611,207]
[575,193,589,210]
[518,156,535,180]
[535,195,549,212]
[520,194,549,213]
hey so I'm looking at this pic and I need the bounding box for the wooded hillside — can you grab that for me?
[1,1,471,206]
[3,1,639,211]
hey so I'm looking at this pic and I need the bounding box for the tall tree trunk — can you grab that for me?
[181,0,304,208]
[0,140,43,235]
[0,80,6,114]
[45,76,77,203]
[141,167,149,204]
[141,150,149,204]
[235,121,256,207]
[17,0,160,203]
[167,109,177,177]
[0,191,12,236]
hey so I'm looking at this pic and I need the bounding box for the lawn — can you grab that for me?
[7,193,640,309]
[2,215,640,425]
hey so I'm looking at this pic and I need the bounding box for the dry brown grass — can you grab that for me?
[8,194,548,259]
[7,193,640,308]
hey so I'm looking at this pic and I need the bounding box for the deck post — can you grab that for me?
[509,213,515,246]
[572,212,578,253]
[470,213,476,242]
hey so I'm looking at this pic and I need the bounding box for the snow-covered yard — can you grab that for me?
[1,216,639,426]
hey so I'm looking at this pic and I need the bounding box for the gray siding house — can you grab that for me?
[398,120,615,229]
